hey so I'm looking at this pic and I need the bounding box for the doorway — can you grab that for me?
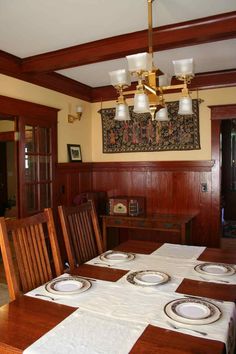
[0,95,58,217]
[221,119,236,239]
[210,104,236,248]
[0,118,18,218]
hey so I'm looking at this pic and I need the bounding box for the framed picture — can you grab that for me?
[67,144,82,162]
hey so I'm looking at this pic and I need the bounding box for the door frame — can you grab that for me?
[210,104,236,244]
[0,95,59,217]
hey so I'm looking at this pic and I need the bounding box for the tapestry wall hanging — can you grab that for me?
[100,99,200,153]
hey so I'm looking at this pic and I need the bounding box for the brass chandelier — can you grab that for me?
[109,0,194,121]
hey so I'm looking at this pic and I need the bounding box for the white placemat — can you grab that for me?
[151,243,206,260]
[23,309,147,354]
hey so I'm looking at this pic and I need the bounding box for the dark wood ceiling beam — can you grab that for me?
[189,69,236,90]
[25,72,92,101]
[1,46,236,102]
[21,11,236,74]
[91,69,236,102]
[0,50,21,74]
[0,51,92,101]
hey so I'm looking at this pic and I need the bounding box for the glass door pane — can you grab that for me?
[24,124,53,214]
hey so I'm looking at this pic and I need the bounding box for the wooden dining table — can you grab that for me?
[0,240,235,354]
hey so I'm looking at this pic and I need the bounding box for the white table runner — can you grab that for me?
[151,243,206,260]
[23,309,147,354]
[87,252,195,277]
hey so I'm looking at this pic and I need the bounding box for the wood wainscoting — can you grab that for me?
[56,160,218,247]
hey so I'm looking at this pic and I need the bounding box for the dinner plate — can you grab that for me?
[164,298,221,325]
[127,270,170,286]
[194,262,235,276]
[99,250,135,263]
[45,276,91,295]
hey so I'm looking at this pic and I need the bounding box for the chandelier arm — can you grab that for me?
[159,84,186,91]
[144,84,156,95]
[122,90,137,96]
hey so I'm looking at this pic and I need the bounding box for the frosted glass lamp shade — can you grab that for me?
[155,107,169,121]
[114,103,131,121]
[158,74,171,87]
[133,93,150,113]
[109,69,131,87]
[178,97,193,115]
[172,58,194,76]
[126,52,152,72]
[76,105,83,113]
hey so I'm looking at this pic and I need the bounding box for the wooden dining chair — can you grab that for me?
[0,208,63,301]
[58,201,104,270]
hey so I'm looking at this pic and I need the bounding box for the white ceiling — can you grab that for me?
[0,0,236,88]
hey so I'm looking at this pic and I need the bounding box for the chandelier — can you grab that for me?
[109,0,194,121]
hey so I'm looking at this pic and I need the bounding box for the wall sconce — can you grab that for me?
[68,105,83,123]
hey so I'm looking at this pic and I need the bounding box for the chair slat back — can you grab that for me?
[0,209,63,301]
[58,201,103,269]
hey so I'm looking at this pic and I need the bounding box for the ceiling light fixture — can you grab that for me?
[109,0,194,121]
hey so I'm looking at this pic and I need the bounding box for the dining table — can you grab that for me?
[0,240,236,354]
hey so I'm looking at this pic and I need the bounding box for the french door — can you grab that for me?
[19,117,57,215]
[18,116,57,216]
[0,95,58,217]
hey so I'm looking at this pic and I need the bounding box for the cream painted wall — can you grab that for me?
[0,74,92,162]
[0,74,236,163]
[91,87,236,162]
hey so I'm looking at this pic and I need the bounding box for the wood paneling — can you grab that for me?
[55,160,218,247]
[56,163,93,206]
